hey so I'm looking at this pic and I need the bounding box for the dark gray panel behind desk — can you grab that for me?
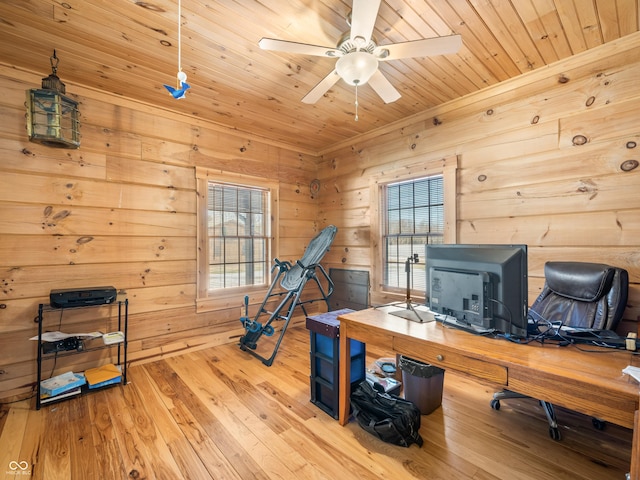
[329,269,369,311]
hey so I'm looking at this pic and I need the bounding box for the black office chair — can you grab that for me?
[490,261,629,440]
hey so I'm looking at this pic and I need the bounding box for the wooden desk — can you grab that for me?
[337,307,640,479]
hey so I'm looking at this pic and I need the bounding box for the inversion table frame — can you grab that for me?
[239,225,337,366]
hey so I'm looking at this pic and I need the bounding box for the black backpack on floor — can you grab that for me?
[350,380,423,448]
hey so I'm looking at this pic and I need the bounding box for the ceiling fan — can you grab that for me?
[258,0,462,107]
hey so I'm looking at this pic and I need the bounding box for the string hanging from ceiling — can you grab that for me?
[163,0,190,99]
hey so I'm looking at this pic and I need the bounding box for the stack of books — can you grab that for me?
[84,363,122,389]
[40,371,86,403]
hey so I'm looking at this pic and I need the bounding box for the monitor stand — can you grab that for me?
[388,304,435,323]
[379,254,435,323]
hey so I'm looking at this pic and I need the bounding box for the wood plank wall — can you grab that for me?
[0,67,320,400]
[1,33,640,402]
[316,33,640,333]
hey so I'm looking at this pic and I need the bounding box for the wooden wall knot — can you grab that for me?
[572,135,588,146]
[53,210,71,221]
[76,236,94,245]
[576,179,598,198]
[620,160,638,172]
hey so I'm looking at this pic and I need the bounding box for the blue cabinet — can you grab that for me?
[306,309,366,419]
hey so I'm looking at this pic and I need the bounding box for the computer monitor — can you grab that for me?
[425,244,528,338]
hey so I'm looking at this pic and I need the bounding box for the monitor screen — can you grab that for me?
[425,244,528,338]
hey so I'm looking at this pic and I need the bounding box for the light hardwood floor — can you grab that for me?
[0,324,633,480]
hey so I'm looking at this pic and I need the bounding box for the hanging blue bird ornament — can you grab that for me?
[164,70,190,99]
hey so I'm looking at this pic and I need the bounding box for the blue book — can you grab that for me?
[87,375,122,389]
[40,372,86,397]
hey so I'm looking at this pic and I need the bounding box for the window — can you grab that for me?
[383,175,444,293]
[196,167,278,311]
[207,183,269,289]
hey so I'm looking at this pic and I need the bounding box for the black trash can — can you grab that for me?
[399,356,445,415]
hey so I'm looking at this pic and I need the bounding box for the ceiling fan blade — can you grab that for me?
[259,38,341,57]
[301,70,341,104]
[350,0,381,43]
[367,70,401,104]
[376,34,462,60]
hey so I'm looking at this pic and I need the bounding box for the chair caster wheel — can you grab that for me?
[490,399,500,410]
[549,427,561,441]
[592,418,606,430]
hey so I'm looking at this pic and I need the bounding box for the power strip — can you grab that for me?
[566,332,640,351]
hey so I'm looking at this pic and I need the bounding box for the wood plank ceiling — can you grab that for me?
[0,0,638,154]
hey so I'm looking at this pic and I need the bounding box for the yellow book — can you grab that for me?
[84,364,121,386]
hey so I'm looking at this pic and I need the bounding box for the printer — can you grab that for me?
[49,286,117,308]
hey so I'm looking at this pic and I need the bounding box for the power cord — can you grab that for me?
[0,388,36,406]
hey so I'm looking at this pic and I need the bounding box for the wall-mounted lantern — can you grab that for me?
[26,50,80,148]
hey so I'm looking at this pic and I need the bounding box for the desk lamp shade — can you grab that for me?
[26,51,80,149]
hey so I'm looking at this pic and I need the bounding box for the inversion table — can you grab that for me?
[238,225,337,366]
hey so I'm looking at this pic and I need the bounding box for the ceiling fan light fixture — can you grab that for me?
[259,0,460,108]
[336,51,378,86]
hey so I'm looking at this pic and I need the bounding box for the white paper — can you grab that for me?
[30,331,103,341]
[622,365,640,383]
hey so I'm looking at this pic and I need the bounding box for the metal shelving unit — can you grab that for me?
[35,295,128,410]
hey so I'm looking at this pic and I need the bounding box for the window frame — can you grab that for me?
[195,167,279,313]
[370,155,458,302]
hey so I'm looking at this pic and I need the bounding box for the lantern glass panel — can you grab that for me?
[26,89,80,148]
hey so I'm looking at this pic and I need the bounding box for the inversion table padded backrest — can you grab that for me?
[280,225,338,291]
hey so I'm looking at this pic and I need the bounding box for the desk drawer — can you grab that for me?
[394,336,507,385]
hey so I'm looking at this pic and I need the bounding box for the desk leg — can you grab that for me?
[631,408,639,480]
[338,324,351,426]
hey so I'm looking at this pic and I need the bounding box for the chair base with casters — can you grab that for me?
[490,261,629,440]
[238,225,337,366]
[491,390,560,440]
[490,389,607,441]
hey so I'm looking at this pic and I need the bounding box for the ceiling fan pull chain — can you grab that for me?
[354,83,359,121]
